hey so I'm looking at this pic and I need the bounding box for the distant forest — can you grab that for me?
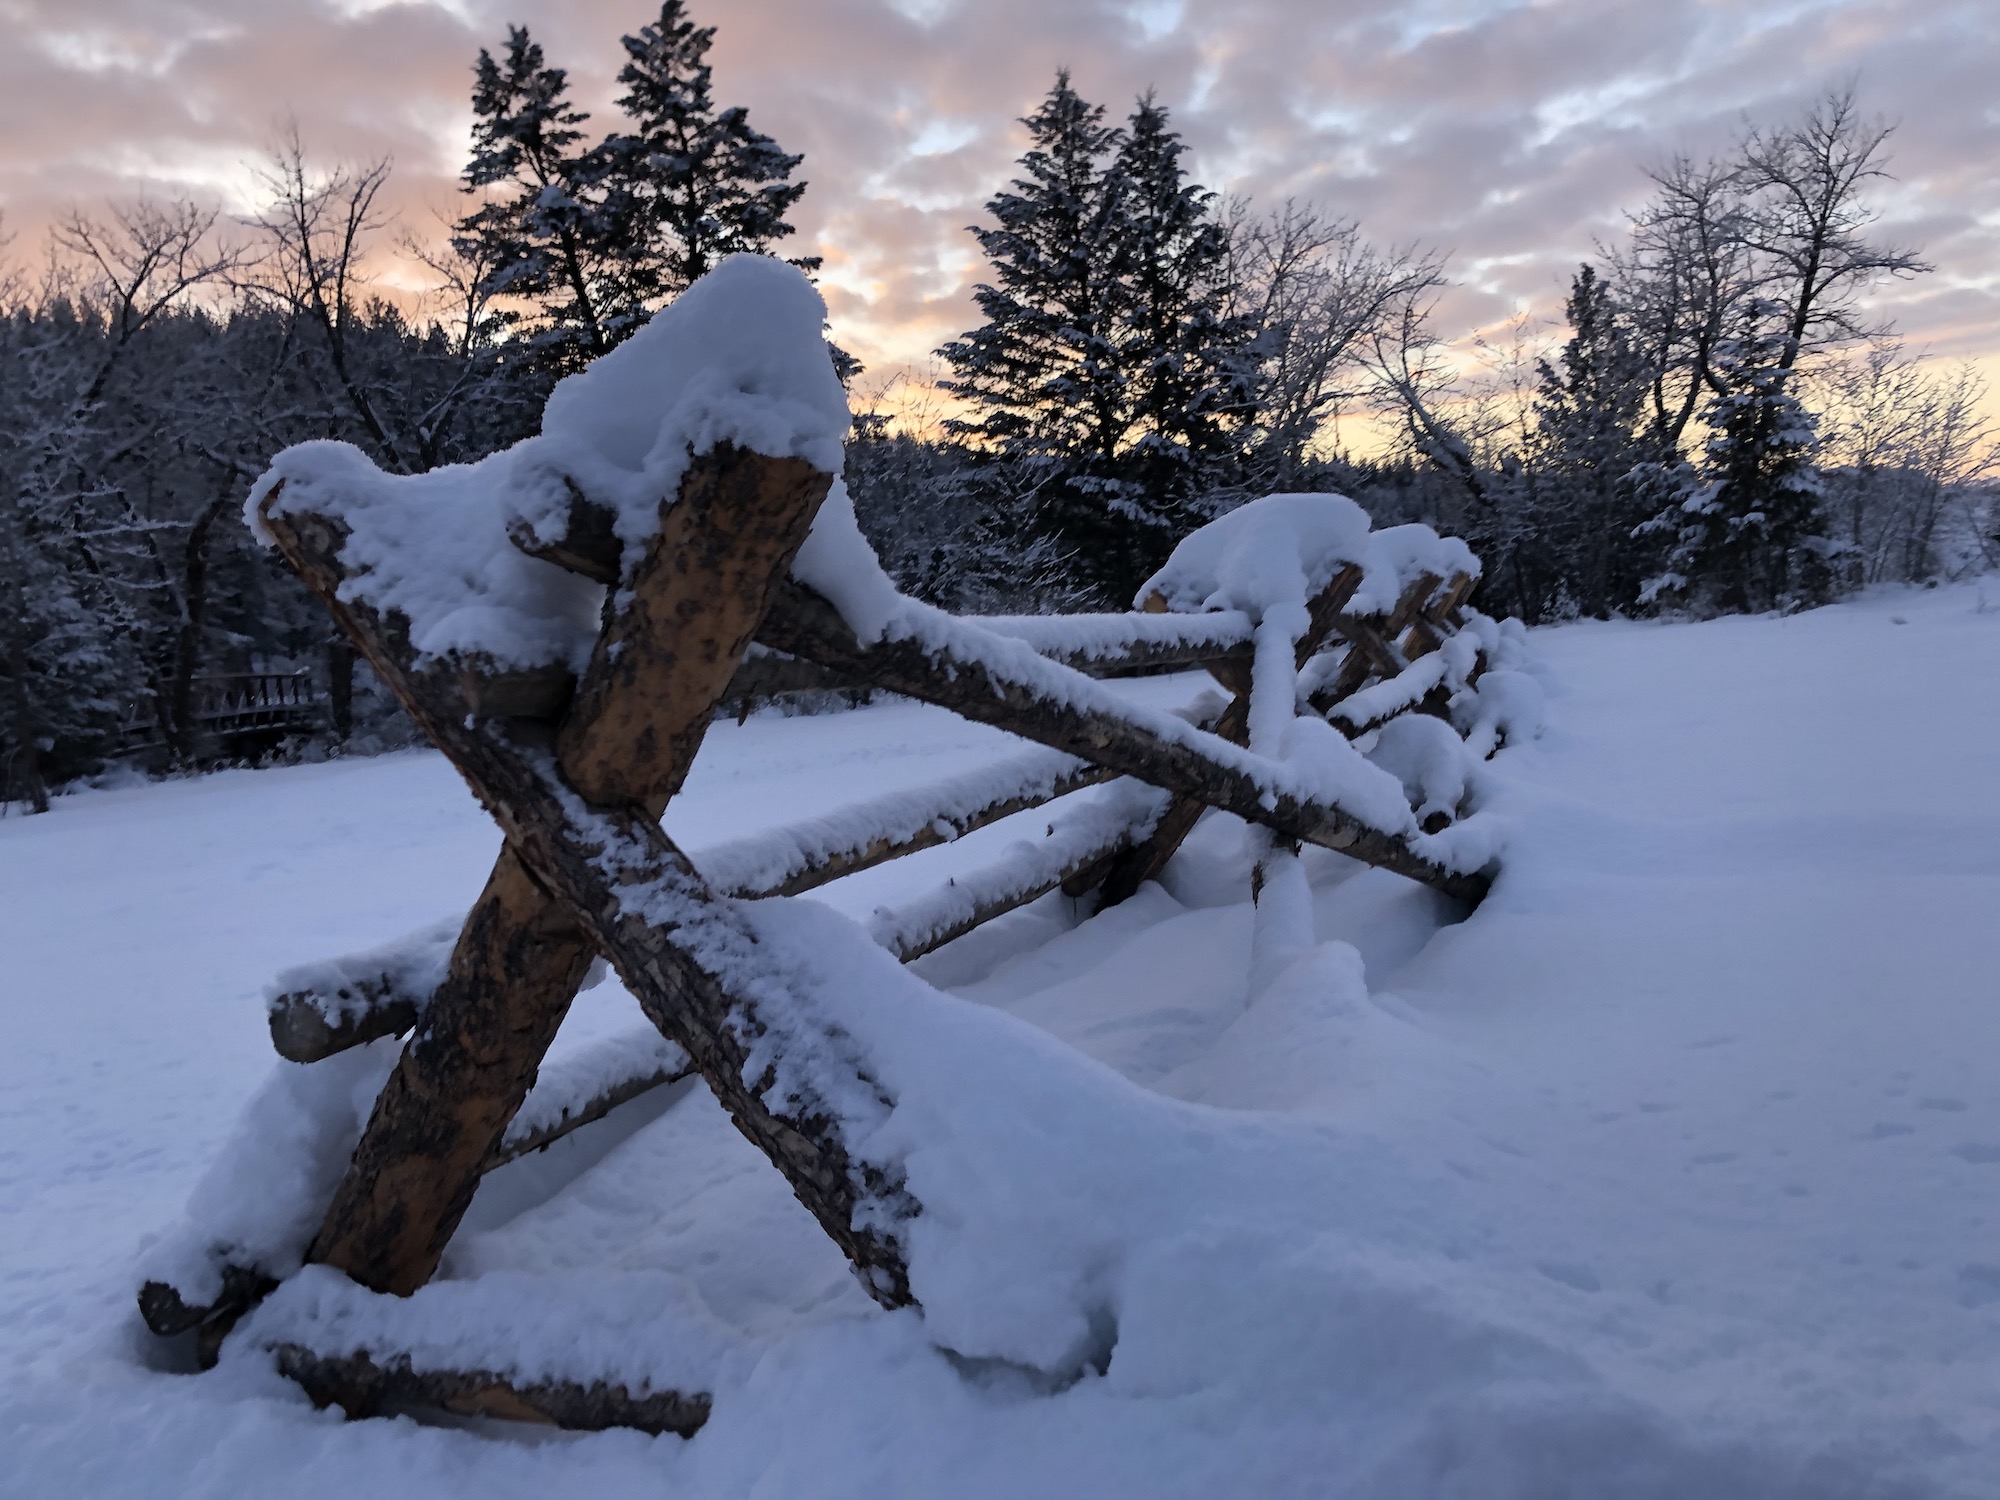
[3,0,1994,809]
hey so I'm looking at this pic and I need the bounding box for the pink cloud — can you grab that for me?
[1,0,1992,408]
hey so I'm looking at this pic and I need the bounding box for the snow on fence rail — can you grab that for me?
[138,255,1535,1430]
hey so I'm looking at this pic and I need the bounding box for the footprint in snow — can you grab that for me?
[1866,1123,1916,1140]
[1691,1151,1738,1165]
[1952,1143,2000,1164]
[1920,1098,1969,1113]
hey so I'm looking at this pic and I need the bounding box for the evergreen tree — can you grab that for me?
[939,75,1129,598]
[943,74,1248,603]
[454,27,632,377]
[1110,95,1255,533]
[1527,264,1663,614]
[599,1,814,303]
[941,71,1127,485]
[1645,299,1828,611]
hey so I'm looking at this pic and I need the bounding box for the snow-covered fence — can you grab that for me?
[113,671,326,756]
[137,256,1528,1432]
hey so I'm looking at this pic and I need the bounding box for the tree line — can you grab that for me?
[2,3,1993,811]
[891,76,1995,619]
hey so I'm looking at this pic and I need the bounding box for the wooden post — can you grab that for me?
[298,444,834,1303]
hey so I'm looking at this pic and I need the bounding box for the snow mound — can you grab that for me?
[138,1042,397,1307]
[248,441,606,672]
[242,1263,739,1399]
[19,583,2000,1495]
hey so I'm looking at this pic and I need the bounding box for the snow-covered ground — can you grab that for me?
[3,581,1997,1498]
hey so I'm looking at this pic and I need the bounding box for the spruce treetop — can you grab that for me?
[454,5,815,379]
[602,0,812,300]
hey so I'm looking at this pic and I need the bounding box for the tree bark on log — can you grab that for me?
[268,983,422,1065]
[263,463,920,1310]
[296,443,834,1304]
[300,843,598,1296]
[272,1343,711,1436]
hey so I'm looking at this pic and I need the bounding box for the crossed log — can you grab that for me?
[279,446,940,1323]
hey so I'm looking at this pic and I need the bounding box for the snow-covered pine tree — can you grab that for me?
[1109,95,1255,554]
[939,72,1133,601]
[598,1,814,304]
[454,27,633,378]
[1644,299,1828,612]
[1528,264,1665,614]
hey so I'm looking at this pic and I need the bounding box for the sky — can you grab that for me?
[2,0,1996,430]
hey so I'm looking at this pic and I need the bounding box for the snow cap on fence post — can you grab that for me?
[242,255,853,676]
[1137,492,1374,621]
[1138,493,1481,623]
[510,253,853,564]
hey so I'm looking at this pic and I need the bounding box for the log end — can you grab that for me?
[272,1344,713,1437]
[139,1263,281,1370]
[504,481,622,586]
[267,990,420,1064]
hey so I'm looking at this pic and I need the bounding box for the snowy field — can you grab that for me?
[3,579,1998,1498]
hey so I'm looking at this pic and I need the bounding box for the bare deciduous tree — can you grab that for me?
[1739,86,1931,371]
[1816,344,1995,582]
[1227,199,1448,486]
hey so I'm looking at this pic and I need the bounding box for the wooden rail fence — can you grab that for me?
[140,410,1521,1431]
